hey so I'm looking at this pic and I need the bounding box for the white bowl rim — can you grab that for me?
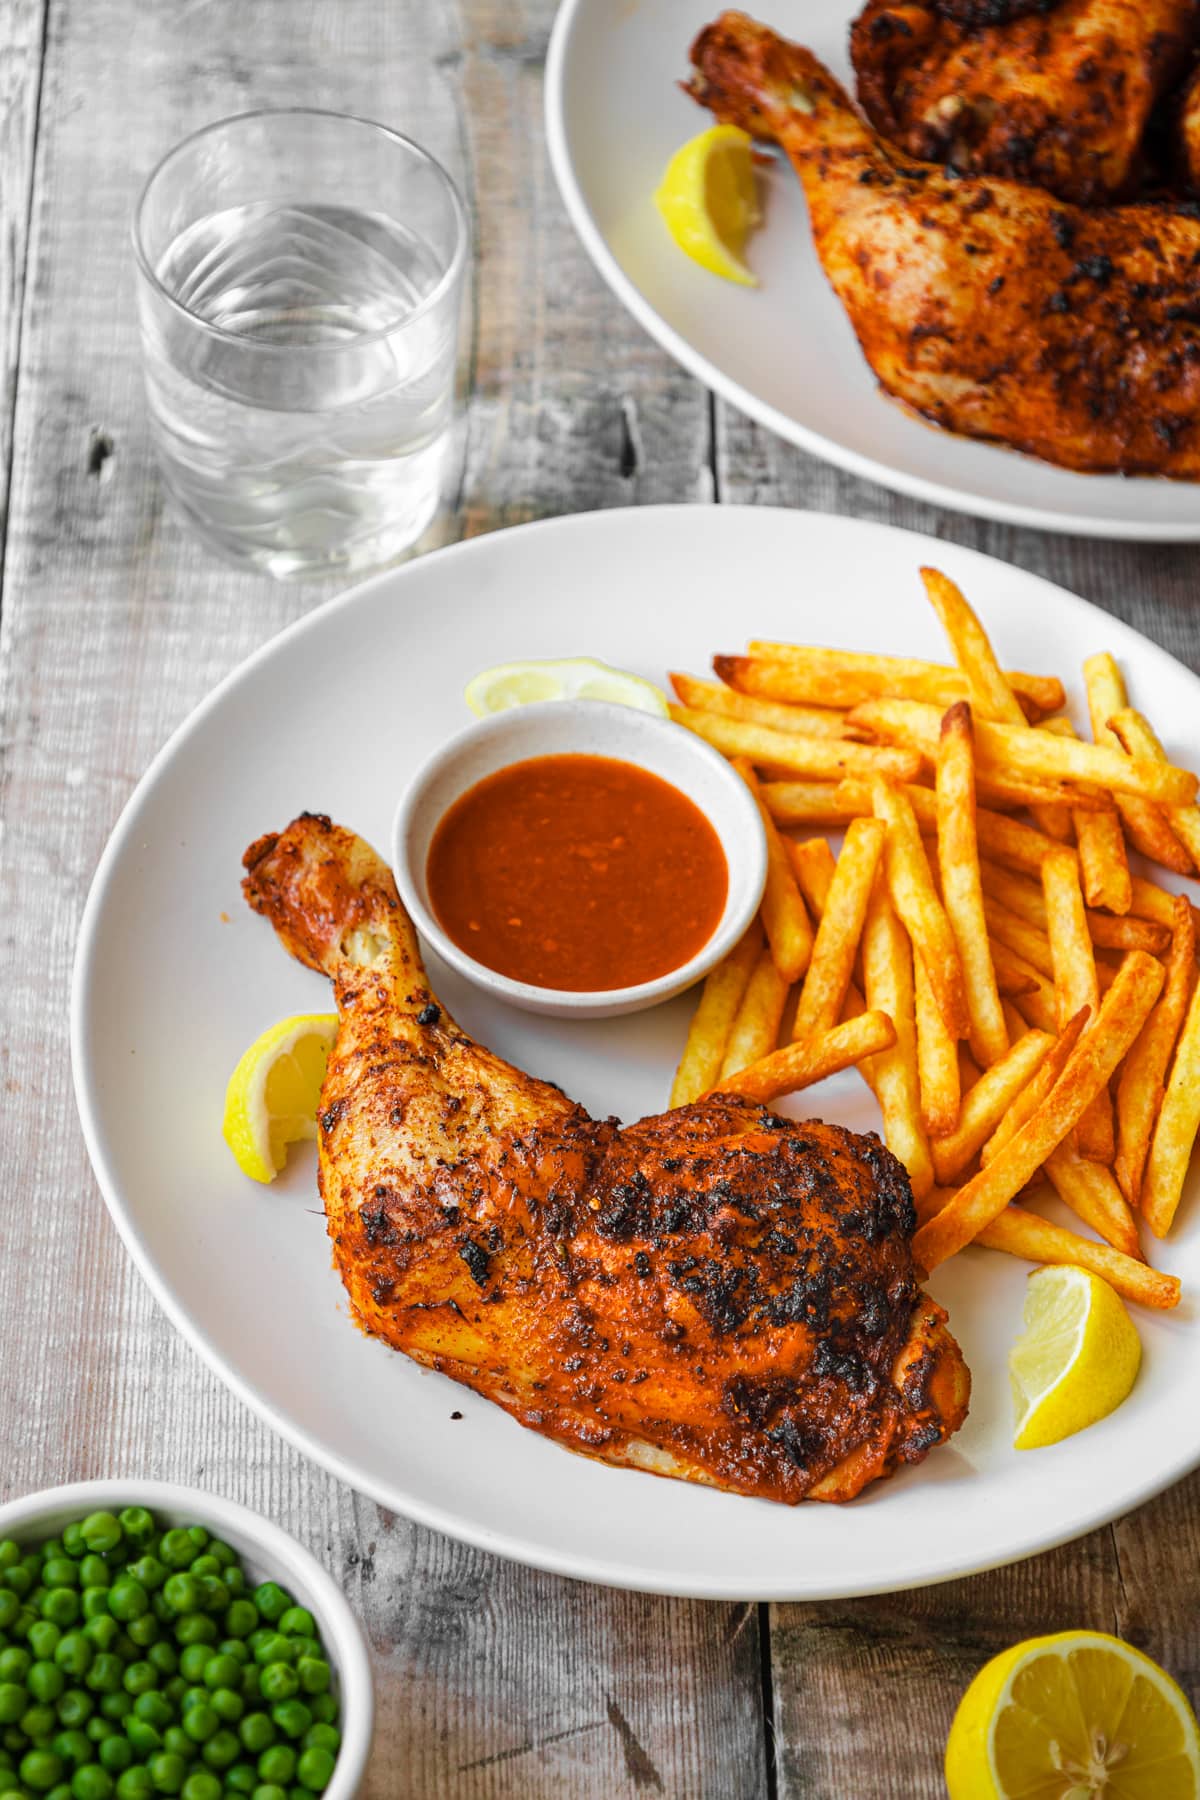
[390,698,768,1012]
[0,1478,373,1800]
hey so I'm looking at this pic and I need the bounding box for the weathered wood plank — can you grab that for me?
[0,0,46,546]
[0,1,762,1794]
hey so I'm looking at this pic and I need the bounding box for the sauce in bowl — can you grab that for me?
[425,752,729,991]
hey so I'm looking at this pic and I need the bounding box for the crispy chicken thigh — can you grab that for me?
[242,813,969,1505]
[850,0,1196,204]
[688,12,1200,477]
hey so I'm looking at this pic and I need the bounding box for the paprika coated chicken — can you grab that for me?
[242,813,969,1505]
[687,12,1200,477]
[851,0,1196,205]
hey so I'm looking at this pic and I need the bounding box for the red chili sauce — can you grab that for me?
[426,753,729,991]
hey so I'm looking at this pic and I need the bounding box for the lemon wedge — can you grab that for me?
[1009,1264,1140,1451]
[654,124,762,286]
[222,1013,339,1184]
[464,656,668,718]
[946,1630,1200,1798]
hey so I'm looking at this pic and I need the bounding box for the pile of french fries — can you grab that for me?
[668,567,1200,1313]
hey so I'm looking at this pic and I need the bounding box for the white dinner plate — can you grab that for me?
[72,506,1200,1599]
[545,0,1200,542]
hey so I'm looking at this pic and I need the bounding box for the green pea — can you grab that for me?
[156,1539,193,1577]
[237,1717,274,1756]
[249,1592,288,1630]
[103,1586,146,1630]
[0,1688,26,1727]
[249,1787,286,1800]
[222,1607,256,1645]
[122,1721,159,1761]
[221,1570,245,1598]
[119,1665,154,1700]
[95,1696,130,1725]
[78,1523,120,1561]
[84,1721,113,1746]
[173,1619,215,1650]
[0,1596,19,1633]
[293,1748,332,1795]
[55,1691,92,1729]
[273,1615,311,1646]
[182,1704,217,1745]
[293,1663,327,1700]
[114,1514,152,1554]
[28,1667,64,1706]
[215,1644,247,1668]
[21,1702,59,1740]
[268,1705,309,1743]
[160,1580,199,1621]
[161,1680,186,1709]
[76,1564,107,1597]
[59,1529,83,1561]
[181,1777,220,1800]
[95,1737,131,1775]
[298,1726,337,1757]
[131,1694,171,1732]
[149,1598,172,1628]
[53,1639,92,1683]
[223,1765,257,1795]
[208,1690,241,1726]
[70,1769,113,1800]
[123,1620,157,1655]
[255,1747,294,1786]
[0,1548,19,1574]
[306,1696,336,1728]
[80,1595,109,1625]
[5,1567,32,1601]
[186,1561,219,1586]
[144,1645,174,1681]
[29,1626,61,1662]
[126,1561,163,1597]
[82,1659,121,1698]
[47,1784,74,1800]
[200,1658,238,1696]
[115,1767,154,1800]
[199,1728,237,1771]
[79,1623,114,1658]
[40,1568,76,1596]
[50,1732,90,1768]
[146,1754,184,1796]
[256,1671,295,1707]
[19,1749,64,1791]
[0,1654,28,1686]
[250,1642,289,1674]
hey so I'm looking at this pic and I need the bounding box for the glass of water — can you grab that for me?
[133,109,468,580]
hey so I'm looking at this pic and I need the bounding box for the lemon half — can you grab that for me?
[946,1631,1200,1798]
[222,1013,339,1184]
[1009,1264,1141,1450]
[464,656,667,718]
[654,124,762,286]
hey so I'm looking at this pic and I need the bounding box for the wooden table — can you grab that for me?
[2,2,1197,1793]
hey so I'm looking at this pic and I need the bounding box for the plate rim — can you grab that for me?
[544,0,1200,545]
[71,504,1200,1599]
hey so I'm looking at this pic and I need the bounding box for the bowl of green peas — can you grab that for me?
[0,1482,372,1800]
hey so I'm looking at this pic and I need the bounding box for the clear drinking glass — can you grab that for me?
[133,109,468,580]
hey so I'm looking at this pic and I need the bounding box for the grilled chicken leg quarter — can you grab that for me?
[688,12,1200,477]
[242,813,968,1504]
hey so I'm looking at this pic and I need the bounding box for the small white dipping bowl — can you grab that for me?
[392,700,767,1019]
[0,1480,373,1800]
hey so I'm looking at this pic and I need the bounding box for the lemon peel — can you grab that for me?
[222,1013,338,1184]
[654,124,762,286]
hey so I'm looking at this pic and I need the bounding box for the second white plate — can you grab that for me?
[546,0,1200,541]
[72,507,1200,1598]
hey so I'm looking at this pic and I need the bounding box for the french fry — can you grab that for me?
[984,897,1056,981]
[1044,1141,1142,1259]
[915,954,961,1138]
[1142,971,1200,1238]
[977,860,1162,950]
[668,673,854,740]
[1082,653,1193,875]
[987,940,1040,998]
[713,1011,897,1105]
[1128,875,1200,939]
[731,646,1065,714]
[787,838,837,916]
[973,1196,1180,1311]
[761,782,863,828]
[911,952,1165,1270]
[669,704,923,783]
[1042,847,1113,1162]
[1001,1000,1030,1043]
[1115,898,1197,1207]
[1109,708,1200,874]
[929,1028,1055,1187]
[861,872,934,1199]
[979,1007,1090,1165]
[718,947,790,1081]
[847,697,1198,805]
[670,922,763,1107]
[792,818,885,1040]
[1039,716,1132,910]
[1001,965,1061,1035]
[735,761,814,983]
[937,702,1008,1067]
[872,777,969,1040]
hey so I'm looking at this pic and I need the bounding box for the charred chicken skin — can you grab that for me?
[242,813,969,1505]
[850,0,1196,205]
[688,12,1200,477]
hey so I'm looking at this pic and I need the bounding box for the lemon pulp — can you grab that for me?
[654,124,761,286]
[946,1631,1200,1798]
[222,1013,339,1183]
[1009,1264,1141,1450]
[464,656,667,718]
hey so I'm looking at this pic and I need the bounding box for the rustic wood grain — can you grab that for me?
[0,0,46,536]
